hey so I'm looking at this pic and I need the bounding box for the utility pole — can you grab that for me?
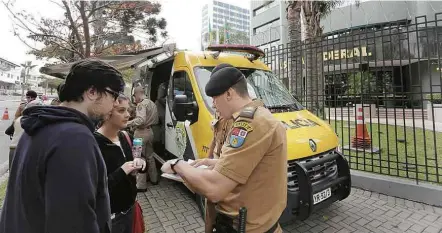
[20,61,37,99]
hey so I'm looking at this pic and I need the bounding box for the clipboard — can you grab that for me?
[160,159,209,183]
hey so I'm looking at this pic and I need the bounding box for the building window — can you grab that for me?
[253,18,280,35]
[253,0,278,17]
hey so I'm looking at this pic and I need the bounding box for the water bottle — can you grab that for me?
[132,138,143,158]
[132,138,143,175]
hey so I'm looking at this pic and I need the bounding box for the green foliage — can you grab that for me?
[346,72,376,95]
[427,93,442,104]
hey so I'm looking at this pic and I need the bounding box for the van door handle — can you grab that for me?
[166,123,173,128]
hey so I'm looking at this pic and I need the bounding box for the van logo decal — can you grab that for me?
[309,139,317,152]
[281,119,320,129]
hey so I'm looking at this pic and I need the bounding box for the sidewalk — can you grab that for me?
[140,178,442,233]
[328,116,442,132]
[138,178,205,233]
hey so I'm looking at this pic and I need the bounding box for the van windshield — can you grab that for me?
[193,66,304,114]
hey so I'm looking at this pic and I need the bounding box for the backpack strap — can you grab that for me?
[121,130,132,147]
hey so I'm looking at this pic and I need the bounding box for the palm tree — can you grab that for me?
[286,1,343,117]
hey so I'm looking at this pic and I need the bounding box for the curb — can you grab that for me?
[351,169,442,207]
[0,161,8,177]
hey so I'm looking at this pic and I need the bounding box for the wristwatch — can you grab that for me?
[170,159,182,174]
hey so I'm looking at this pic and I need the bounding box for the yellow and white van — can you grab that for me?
[131,44,351,223]
[41,43,351,223]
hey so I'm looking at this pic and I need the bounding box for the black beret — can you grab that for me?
[205,64,245,97]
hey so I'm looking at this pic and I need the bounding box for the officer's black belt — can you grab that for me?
[214,213,278,233]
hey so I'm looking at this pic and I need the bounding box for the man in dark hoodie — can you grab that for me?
[0,59,125,233]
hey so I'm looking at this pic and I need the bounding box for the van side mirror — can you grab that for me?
[173,94,198,123]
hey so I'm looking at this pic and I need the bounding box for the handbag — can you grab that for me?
[5,121,15,139]
[132,201,145,233]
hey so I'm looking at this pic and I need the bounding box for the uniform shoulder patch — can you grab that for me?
[228,121,253,148]
[137,104,142,111]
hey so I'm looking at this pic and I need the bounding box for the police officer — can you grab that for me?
[161,64,287,233]
[127,86,160,188]
[206,63,234,160]
[205,65,235,232]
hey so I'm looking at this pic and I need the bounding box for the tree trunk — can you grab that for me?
[62,1,85,57]
[302,1,324,117]
[287,2,303,102]
[79,2,91,57]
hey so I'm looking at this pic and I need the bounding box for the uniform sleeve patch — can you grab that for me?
[137,105,142,111]
[232,121,253,132]
[228,121,253,148]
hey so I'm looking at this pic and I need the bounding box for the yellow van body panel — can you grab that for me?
[272,110,339,160]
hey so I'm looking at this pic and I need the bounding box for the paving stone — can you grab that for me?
[423,226,442,233]
[409,223,427,233]
[139,178,442,233]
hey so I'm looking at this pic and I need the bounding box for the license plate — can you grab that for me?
[313,188,331,205]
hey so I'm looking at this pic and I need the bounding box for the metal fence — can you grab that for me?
[262,13,442,185]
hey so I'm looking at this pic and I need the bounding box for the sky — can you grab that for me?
[0,0,250,71]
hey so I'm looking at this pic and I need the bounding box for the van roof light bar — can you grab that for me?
[206,44,265,61]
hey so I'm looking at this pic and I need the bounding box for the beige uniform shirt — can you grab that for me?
[211,115,234,159]
[214,100,288,233]
[128,98,159,130]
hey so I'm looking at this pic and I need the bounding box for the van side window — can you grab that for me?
[171,71,195,102]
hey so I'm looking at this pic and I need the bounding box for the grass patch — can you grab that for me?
[328,120,442,184]
[0,179,7,205]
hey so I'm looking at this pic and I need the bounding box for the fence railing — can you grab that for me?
[261,13,442,185]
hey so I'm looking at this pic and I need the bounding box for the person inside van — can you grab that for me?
[94,95,146,233]
[154,82,167,146]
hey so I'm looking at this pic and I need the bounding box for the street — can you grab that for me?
[0,98,20,165]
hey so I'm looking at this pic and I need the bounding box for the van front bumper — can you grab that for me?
[279,151,351,223]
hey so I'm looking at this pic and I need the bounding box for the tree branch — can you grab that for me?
[49,0,64,9]
[79,1,91,57]
[29,33,84,57]
[1,1,39,35]
[86,1,115,18]
[62,0,84,56]
[10,23,40,52]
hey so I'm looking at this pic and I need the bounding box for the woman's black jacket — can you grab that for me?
[94,131,137,214]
